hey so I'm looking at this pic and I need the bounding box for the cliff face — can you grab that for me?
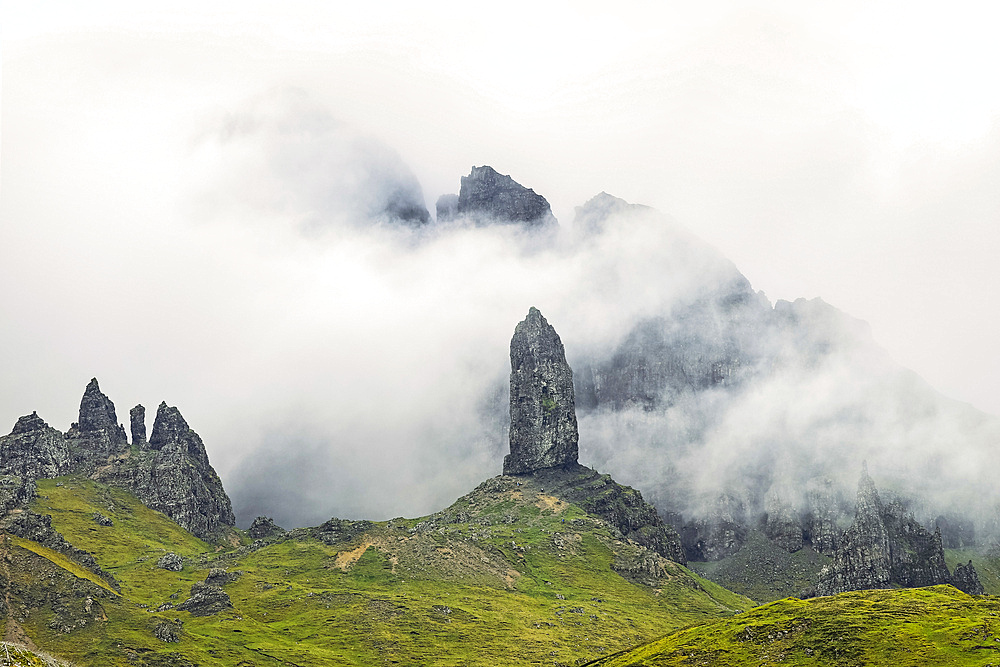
[505,307,579,475]
[0,381,235,539]
[818,466,961,596]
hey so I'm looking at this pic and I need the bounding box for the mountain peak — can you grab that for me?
[77,378,126,441]
[440,165,555,226]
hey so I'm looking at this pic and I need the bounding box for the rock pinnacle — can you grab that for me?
[504,307,579,475]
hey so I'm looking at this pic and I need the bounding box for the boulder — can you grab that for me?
[157,552,184,572]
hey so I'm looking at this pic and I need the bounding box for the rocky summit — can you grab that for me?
[66,378,129,468]
[0,412,70,513]
[438,166,555,226]
[0,380,235,539]
[504,307,579,475]
[817,464,979,595]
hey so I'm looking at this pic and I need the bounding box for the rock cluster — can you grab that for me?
[0,379,235,540]
[157,553,184,572]
[248,516,283,540]
[952,560,985,595]
[176,581,232,617]
[100,401,236,538]
[817,465,974,595]
[504,307,579,475]
[153,618,183,643]
[438,166,555,226]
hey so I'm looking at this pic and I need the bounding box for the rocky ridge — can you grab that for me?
[0,379,234,539]
[818,465,982,595]
[437,166,555,226]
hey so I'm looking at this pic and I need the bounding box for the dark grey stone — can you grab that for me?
[504,307,578,475]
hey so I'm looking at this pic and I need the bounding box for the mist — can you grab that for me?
[3,5,1000,534]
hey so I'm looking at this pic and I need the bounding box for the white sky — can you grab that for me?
[3,0,1000,422]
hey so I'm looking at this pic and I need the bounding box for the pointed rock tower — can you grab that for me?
[504,307,579,475]
[818,464,959,595]
[66,378,129,468]
[500,307,685,563]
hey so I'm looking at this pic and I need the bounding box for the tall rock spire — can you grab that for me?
[130,404,147,446]
[76,378,128,444]
[106,401,235,536]
[66,378,128,467]
[504,307,579,475]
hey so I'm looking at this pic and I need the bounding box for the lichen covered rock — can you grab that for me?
[247,516,283,540]
[176,582,232,616]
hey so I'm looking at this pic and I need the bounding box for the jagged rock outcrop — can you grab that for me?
[65,378,129,469]
[952,560,985,595]
[130,404,147,446]
[446,166,556,226]
[0,380,235,540]
[802,480,844,555]
[818,466,957,595]
[762,494,804,553]
[0,413,71,513]
[153,618,182,642]
[504,308,579,475]
[247,516,283,540]
[176,581,232,616]
[99,401,235,538]
[157,552,184,571]
[681,495,748,562]
[205,568,240,587]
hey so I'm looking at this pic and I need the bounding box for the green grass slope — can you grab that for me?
[584,585,1000,666]
[7,475,751,666]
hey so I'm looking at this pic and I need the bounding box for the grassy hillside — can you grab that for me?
[4,474,751,665]
[584,585,1000,666]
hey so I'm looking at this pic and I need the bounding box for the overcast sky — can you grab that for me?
[3,2,1000,521]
